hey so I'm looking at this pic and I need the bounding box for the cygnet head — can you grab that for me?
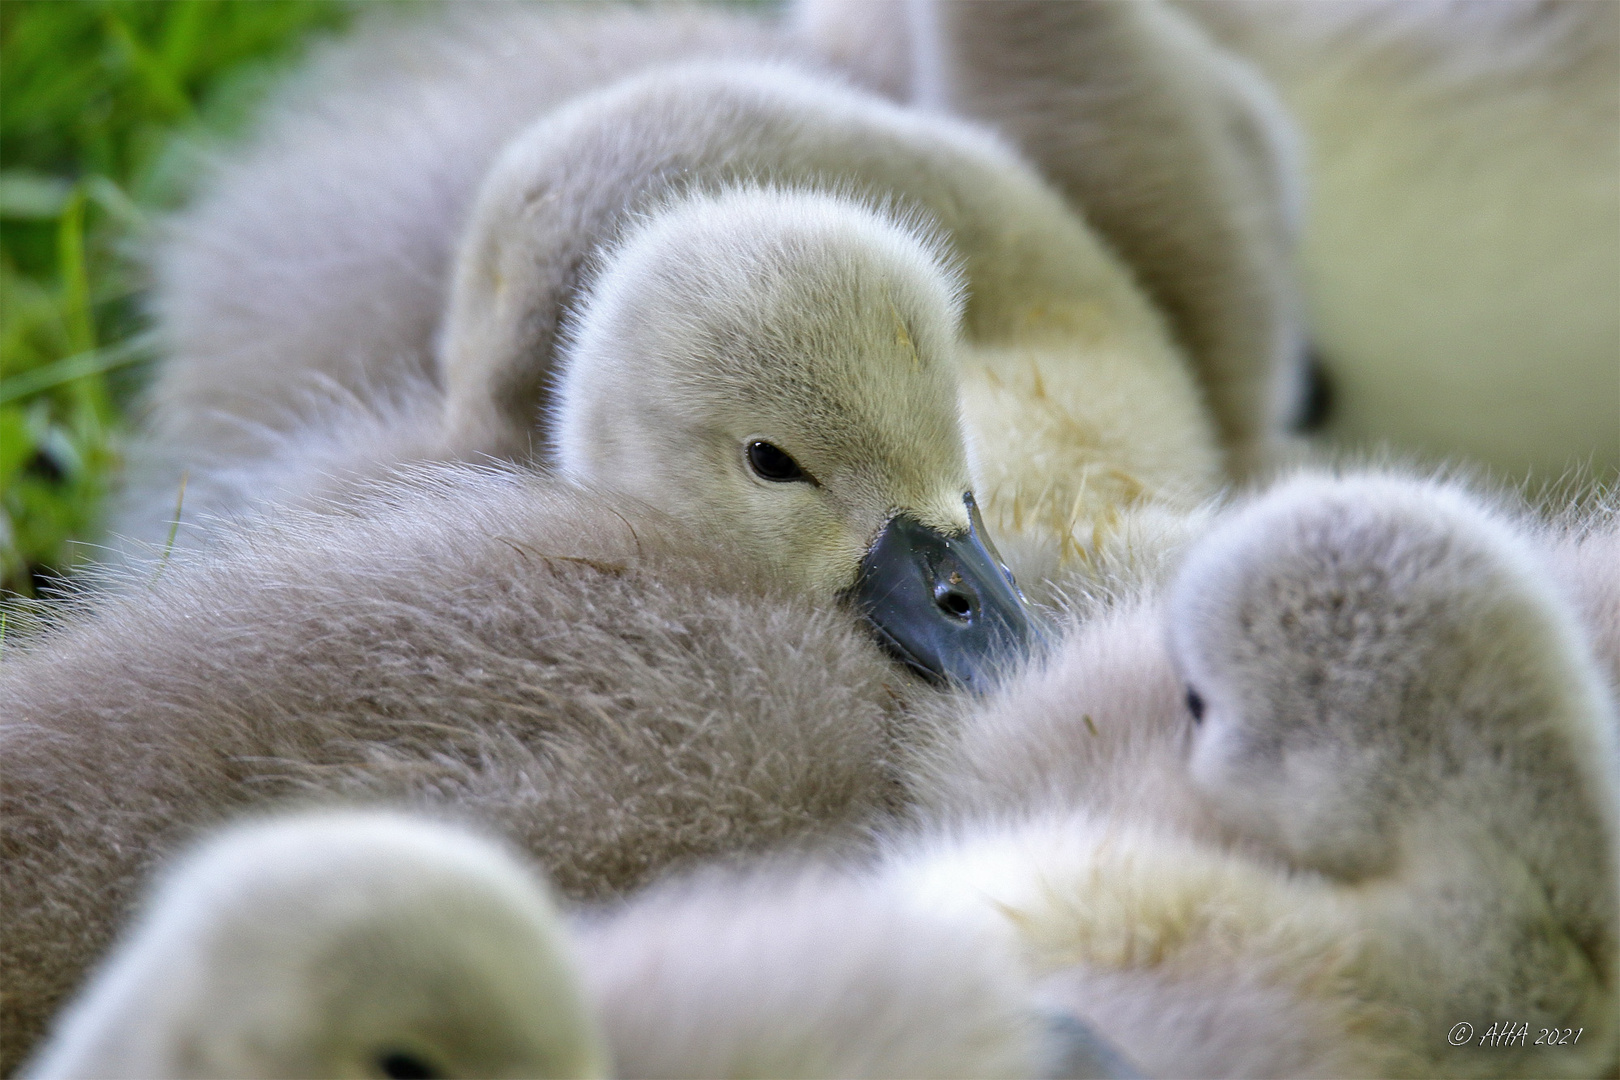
[1166,474,1614,878]
[26,812,608,1080]
[552,187,1032,686]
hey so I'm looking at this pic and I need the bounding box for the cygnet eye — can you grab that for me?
[373,1049,446,1080]
[747,440,816,484]
[1185,687,1206,724]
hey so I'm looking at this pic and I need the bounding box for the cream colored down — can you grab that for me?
[428,61,1223,595]
[795,0,1309,469]
[1180,0,1620,486]
[550,187,974,598]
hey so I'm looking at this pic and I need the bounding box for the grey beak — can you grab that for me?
[849,493,1036,689]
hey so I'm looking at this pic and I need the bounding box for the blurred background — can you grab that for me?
[1,0,358,597]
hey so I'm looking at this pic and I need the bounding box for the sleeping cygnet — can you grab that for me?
[22,812,609,1080]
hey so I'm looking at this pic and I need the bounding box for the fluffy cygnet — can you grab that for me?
[549,184,1036,682]
[147,179,1038,684]
[127,56,1225,603]
[885,472,1619,1076]
[432,62,1223,601]
[23,811,608,1080]
[548,186,1000,623]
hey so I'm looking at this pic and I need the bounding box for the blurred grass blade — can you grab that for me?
[0,171,73,219]
[0,333,156,405]
[2,0,361,596]
[103,9,195,122]
[84,176,149,234]
[152,470,187,584]
[55,187,96,355]
[159,0,208,75]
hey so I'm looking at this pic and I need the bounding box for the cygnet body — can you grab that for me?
[0,467,928,1070]
[30,812,1083,1080]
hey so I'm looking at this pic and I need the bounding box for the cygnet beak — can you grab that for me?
[849,493,1036,689]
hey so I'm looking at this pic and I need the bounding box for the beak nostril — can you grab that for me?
[851,506,1033,684]
[936,588,973,620]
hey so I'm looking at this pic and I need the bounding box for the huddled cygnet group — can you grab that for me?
[5,2,1617,1078]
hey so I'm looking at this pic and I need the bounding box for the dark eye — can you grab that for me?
[1185,687,1205,724]
[747,440,811,483]
[375,1050,444,1080]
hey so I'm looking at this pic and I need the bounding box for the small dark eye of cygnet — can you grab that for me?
[747,440,811,483]
[1185,687,1206,724]
[375,1050,445,1080]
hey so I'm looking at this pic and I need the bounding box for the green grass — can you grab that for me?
[0,0,360,598]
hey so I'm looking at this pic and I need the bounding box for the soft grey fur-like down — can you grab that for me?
[881,473,1620,1077]
[0,467,937,1070]
[16,473,1620,1078]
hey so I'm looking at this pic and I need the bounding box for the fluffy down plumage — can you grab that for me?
[120,8,1257,598]
[1177,0,1619,484]
[0,468,939,1070]
[883,473,1620,1076]
[793,0,1308,468]
[22,812,609,1080]
[21,474,1620,1077]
